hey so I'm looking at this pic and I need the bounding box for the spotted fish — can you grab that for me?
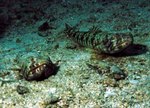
[64,24,133,54]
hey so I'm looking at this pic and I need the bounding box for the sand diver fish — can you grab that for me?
[64,24,133,54]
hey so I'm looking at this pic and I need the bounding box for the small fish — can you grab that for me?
[64,24,133,54]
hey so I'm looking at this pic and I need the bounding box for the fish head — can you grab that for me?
[101,33,133,54]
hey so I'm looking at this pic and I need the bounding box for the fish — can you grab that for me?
[64,24,133,54]
[9,56,59,81]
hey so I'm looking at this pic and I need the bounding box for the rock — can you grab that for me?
[38,22,50,32]
[16,85,30,95]
[45,94,60,105]
[38,21,56,37]
[129,79,139,85]
[110,65,126,81]
[86,61,126,80]
[104,87,116,97]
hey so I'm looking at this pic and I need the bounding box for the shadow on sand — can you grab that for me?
[110,44,148,57]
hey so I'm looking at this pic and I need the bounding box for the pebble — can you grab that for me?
[104,87,116,97]
[46,94,60,104]
[110,65,126,80]
[129,80,139,85]
[16,85,30,95]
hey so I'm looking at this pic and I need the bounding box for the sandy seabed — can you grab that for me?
[0,0,150,107]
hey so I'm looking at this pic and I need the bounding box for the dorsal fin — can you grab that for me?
[65,23,72,30]
[89,26,102,35]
